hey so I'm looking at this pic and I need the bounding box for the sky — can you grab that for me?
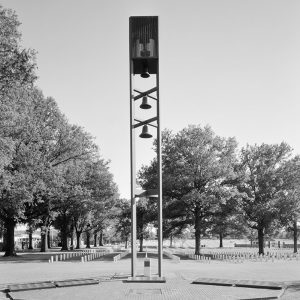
[2,0,300,198]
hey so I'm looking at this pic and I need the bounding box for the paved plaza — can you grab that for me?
[1,250,300,299]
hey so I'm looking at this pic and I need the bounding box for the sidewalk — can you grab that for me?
[5,276,284,300]
[1,251,300,299]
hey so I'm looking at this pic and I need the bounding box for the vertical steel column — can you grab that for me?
[156,29,163,277]
[129,28,137,277]
[130,88,137,277]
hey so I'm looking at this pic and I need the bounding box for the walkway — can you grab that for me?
[1,250,299,299]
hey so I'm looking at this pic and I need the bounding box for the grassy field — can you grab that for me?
[142,238,296,249]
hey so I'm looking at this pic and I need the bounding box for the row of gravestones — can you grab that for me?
[49,249,108,263]
[185,252,300,263]
[113,250,130,262]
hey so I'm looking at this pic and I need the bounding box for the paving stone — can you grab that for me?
[236,279,284,290]
[127,288,163,295]
[124,276,166,283]
[55,278,99,287]
[193,278,284,290]
[1,252,300,299]
[193,278,237,286]
[8,281,56,292]
[7,278,282,300]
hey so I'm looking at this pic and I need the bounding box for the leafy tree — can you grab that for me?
[114,196,155,252]
[87,159,119,246]
[209,191,246,247]
[162,197,190,247]
[0,85,99,255]
[26,220,39,250]
[277,156,300,253]
[136,197,155,252]
[0,87,47,256]
[34,117,98,252]
[139,125,238,255]
[52,160,94,250]
[57,158,118,250]
[114,199,131,249]
[237,143,292,255]
[0,5,36,95]
[246,228,257,247]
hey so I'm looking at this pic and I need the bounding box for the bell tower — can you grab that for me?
[129,16,163,280]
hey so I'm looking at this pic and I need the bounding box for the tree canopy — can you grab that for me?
[0,5,36,95]
[140,125,239,254]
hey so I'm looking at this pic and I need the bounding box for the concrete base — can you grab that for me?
[124,276,166,283]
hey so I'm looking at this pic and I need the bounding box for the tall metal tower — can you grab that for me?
[129,16,163,280]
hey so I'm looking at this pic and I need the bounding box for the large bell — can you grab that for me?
[139,125,152,138]
[141,64,150,78]
[140,96,151,109]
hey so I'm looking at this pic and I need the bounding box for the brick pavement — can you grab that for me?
[1,251,300,299]
[6,274,282,300]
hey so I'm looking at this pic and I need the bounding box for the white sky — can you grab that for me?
[2,0,300,198]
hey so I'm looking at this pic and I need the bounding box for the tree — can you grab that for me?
[139,125,238,255]
[58,158,118,250]
[162,196,190,247]
[0,5,36,95]
[136,197,155,252]
[277,156,300,253]
[0,87,47,256]
[31,112,98,252]
[208,186,249,247]
[114,199,131,249]
[53,161,92,251]
[237,143,292,255]
[87,159,119,247]
[0,85,99,255]
[26,219,39,250]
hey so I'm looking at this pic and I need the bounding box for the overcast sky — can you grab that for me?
[2,0,300,198]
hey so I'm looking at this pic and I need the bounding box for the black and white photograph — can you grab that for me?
[0,1,300,299]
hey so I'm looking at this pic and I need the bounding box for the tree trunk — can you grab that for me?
[170,235,173,247]
[76,231,81,249]
[70,233,74,249]
[4,218,16,256]
[219,232,223,248]
[94,233,97,247]
[61,225,68,251]
[0,223,4,243]
[2,228,7,252]
[257,227,264,255]
[125,236,128,249]
[293,219,298,253]
[70,223,74,249]
[194,209,201,255]
[28,228,33,250]
[99,231,103,246]
[40,226,49,252]
[139,233,143,252]
[86,231,91,248]
[47,230,51,249]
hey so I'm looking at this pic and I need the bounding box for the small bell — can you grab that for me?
[139,125,152,138]
[140,96,151,109]
[141,64,150,78]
